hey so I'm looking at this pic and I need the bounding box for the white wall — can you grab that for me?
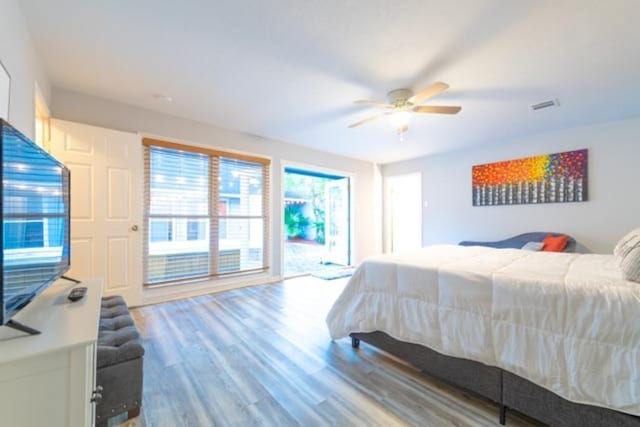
[51,87,381,277]
[382,116,640,254]
[0,0,50,138]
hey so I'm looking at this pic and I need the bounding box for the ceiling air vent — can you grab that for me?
[529,99,559,112]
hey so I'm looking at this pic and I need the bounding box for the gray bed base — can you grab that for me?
[350,331,640,426]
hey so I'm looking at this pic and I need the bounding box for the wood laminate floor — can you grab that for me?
[130,276,539,427]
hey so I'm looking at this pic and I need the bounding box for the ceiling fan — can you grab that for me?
[348,82,461,140]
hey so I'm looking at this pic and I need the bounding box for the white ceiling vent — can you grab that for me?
[529,99,559,112]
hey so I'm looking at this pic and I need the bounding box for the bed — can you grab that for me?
[326,245,640,426]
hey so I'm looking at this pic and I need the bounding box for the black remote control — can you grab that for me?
[67,287,87,302]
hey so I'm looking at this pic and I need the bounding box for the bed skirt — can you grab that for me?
[350,331,640,426]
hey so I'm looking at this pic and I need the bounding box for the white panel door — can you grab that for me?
[50,119,143,306]
[325,177,350,265]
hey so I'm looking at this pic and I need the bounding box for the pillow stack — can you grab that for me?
[614,228,640,282]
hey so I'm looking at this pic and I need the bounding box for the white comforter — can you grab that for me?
[326,245,640,416]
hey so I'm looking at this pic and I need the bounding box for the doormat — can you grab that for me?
[312,267,356,280]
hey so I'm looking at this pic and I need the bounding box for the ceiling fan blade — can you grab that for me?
[348,112,390,128]
[408,82,449,105]
[353,100,393,109]
[412,105,461,114]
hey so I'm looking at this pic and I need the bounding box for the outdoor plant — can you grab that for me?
[284,205,310,239]
[312,206,325,244]
[284,172,330,244]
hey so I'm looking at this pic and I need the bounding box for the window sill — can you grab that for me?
[140,271,281,306]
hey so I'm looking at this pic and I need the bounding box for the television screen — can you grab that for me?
[0,120,70,325]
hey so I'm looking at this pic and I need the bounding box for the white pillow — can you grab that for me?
[620,247,640,283]
[614,228,640,257]
[614,229,640,282]
[521,241,545,251]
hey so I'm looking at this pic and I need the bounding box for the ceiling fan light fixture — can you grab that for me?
[389,111,411,131]
[347,82,460,141]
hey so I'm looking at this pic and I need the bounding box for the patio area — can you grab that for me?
[284,240,344,277]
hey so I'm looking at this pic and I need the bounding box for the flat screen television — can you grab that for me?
[0,119,71,335]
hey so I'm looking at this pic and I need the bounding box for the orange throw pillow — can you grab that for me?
[542,235,569,252]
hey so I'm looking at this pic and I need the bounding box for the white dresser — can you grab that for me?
[0,278,103,427]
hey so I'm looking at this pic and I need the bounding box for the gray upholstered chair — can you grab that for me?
[95,296,144,427]
[459,232,576,253]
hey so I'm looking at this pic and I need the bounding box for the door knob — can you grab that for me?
[131,225,139,231]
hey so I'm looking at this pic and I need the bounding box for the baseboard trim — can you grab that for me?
[140,274,283,306]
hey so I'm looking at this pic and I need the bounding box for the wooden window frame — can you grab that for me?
[142,138,271,286]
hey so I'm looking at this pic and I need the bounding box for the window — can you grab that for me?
[143,139,270,285]
[149,219,173,242]
[187,220,205,241]
[217,158,265,273]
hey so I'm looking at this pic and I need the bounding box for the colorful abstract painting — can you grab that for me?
[472,149,588,206]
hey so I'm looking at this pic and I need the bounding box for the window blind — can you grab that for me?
[143,139,270,286]
[216,157,267,273]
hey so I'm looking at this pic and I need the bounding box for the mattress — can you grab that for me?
[326,245,640,416]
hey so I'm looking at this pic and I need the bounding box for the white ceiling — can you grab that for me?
[20,0,640,163]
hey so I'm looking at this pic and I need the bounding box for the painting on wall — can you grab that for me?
[472,149,588,206]
[0,59,9,120]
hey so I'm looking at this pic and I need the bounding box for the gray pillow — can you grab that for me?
[614,229,640,282]
[521,241,545,251]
